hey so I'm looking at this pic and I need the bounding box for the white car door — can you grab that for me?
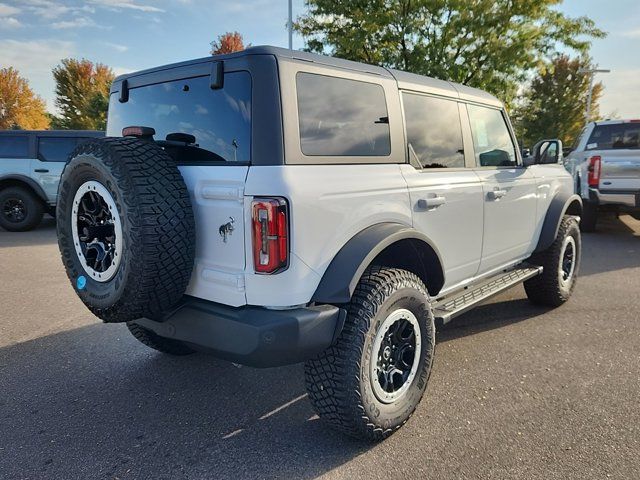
[465,104,538,274]
[400,93,484,289]
[32,136,79,203]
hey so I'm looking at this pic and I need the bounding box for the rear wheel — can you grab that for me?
[305,267,435,441]
[525,216,581,307]
[0,186,44,232]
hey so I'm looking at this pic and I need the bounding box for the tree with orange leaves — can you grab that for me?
[52,59,114,130]
[210,32,248,55]
[0,67,50,130]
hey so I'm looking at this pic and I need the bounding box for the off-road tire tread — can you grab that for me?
[524,215,580,307]
[126,322,195,355]
[304,266,434,442]
[57,137,195,323]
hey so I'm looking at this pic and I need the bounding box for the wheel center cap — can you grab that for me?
[383,346,392,361]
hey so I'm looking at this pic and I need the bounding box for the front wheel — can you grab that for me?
[304,267,435,441]
[524,216,581,307]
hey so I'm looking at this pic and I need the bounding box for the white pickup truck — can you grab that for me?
[565,119,640,231]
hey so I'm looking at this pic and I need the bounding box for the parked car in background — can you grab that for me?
[565,120,640,231]
[0,130,104,231]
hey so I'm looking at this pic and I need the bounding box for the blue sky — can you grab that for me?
[0,0,639,117]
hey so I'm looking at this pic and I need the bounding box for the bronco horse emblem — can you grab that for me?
[219,217,235,243]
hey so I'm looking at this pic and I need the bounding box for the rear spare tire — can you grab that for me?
[56,137,195,323]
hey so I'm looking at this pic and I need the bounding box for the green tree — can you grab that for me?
[295,0,605,103]
[52,59,114,130]
[513,55,603,148]
[0,67,50,130]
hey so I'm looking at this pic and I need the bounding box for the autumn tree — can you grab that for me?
[52,59,114,130]
[513,55,603,147]
[210,31,247,55]
[295,0,605,104]
[0,67,50,130]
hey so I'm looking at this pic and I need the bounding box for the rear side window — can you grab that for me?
[586,123,640,150]
[0,135,29,158]
[37,137,78,162]
[403,93,464,168]
[107,71,251,163]
[296,73,391,156]
[467,105,517,167]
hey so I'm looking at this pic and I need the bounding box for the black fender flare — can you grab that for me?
[311,222,445,304]
[535,191,582,253]
[0,174,48,203]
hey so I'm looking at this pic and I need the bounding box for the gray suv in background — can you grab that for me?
[0,130,104,231]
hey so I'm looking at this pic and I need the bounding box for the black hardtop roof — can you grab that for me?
[113,45,392,83]
[113,45,501,108]
[0,130,104,137]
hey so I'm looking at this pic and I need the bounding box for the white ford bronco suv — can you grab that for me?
[0,130,103,231]
[56,46,582,441]
[564,119,640,231]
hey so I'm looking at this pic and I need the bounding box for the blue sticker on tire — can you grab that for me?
[77,275,87,290]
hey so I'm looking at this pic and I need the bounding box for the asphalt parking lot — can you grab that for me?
[1,215,639,480]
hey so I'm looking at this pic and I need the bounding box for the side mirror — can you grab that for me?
[531,139,564,165]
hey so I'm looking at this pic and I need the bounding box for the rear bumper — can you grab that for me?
[134,297,346,368]
[588,188,640,209]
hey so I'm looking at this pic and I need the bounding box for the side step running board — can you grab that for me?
[433,266,543,324]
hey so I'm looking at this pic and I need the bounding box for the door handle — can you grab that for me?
[488,189,507,200]
[34,169,49,173]
[417,195,446,210]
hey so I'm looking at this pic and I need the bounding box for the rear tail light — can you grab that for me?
[251,197,288,274]
[587,155,601,187]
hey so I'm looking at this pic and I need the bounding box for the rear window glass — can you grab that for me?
[38,137,78,162]
[296,73,391,156]
[0,135,29,158]
[587,123,640,150]
[107,71,251,163]
[403,93,464,168]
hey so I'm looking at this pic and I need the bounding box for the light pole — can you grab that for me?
[578,67,610,126]
[288,0,293,50]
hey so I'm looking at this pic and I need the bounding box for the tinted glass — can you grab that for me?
[467,105,517,167]
[403,93,464,168]
[107,71,251,163]
[296,73,390,156]
[0,135,29,158]
[586,123,640,150]
[38,137,78,162]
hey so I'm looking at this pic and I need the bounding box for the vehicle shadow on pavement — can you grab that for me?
[0,323,369,480]
[0,216,57,247]
[437,297,548,343]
